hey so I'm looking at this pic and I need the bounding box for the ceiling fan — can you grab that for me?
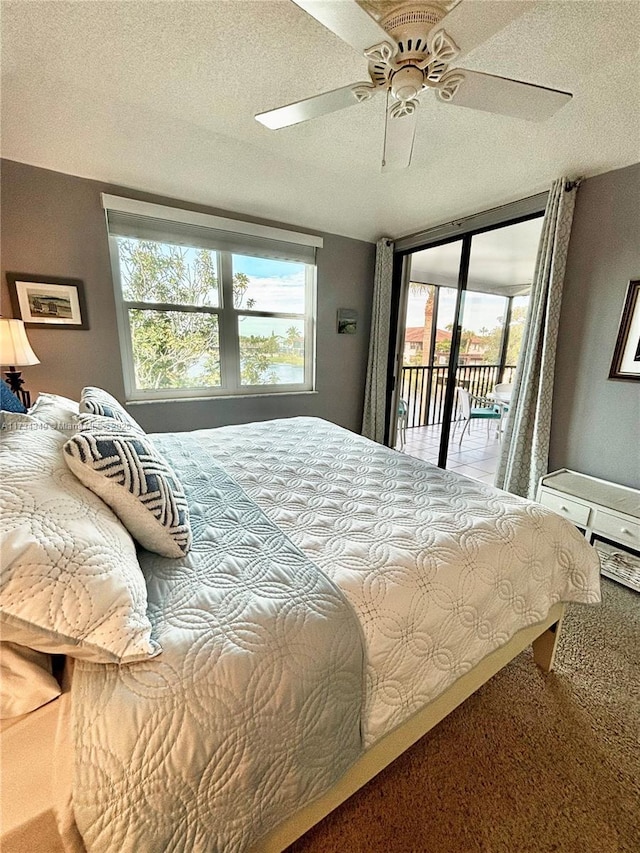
[255,0,572,171]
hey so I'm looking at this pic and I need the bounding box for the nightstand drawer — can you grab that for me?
[594,511,640,549]
[539,490,591,526]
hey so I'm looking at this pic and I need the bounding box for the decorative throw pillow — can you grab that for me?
[64,415,191,559]
[80,386,144,434]
[0,642,61,719]
[1,381,27,414]
[0,425,160,664]
[29,392,80,434]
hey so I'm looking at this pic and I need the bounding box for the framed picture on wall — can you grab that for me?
[7,273,89,329]
[609,279,640,381]
[337,308,358,335]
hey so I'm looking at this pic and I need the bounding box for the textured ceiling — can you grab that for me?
[1,0,639,242]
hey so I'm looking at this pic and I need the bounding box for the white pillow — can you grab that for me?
[64,415,191,559]
[80,386,144,434]
[2,410,50,431]
[29,392,80,434]
[0,642,61,719]
[0,423,160,664]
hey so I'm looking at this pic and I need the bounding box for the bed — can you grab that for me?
[0,393,601,853]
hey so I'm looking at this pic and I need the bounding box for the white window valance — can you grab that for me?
[101,194,323,265]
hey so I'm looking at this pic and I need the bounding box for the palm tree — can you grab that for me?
[405,282,437,423]
[285,325,299,351]
[407,282,435,366]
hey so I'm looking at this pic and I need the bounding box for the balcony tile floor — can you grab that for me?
[399,421,502,487]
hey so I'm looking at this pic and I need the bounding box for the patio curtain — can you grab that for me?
[495,178,579,498]
[362,238,395,443]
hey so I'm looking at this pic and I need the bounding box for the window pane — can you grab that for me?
[467,218,542,292]
[129,310,220,390]
[117,237,219,307]
[456,217,542,396]
[232,256,305,313]
[506,294,530,370]
[405,241,463,367]
[458,292,508,366]
[238,316,305,386]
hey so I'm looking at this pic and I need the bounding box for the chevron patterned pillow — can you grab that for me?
[80,386,145,434]
[64,415,191,558]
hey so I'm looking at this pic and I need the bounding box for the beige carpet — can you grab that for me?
[287,579,639,853]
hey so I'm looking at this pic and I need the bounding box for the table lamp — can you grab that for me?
[0,318,40,408]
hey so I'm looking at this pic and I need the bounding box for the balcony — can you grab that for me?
[398,363,513,486]
[400,363,516,429]
[401,422,502,487]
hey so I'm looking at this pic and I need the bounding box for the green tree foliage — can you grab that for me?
[505,306,527,363]
[118,239,291,389]
[475,306,528,364]
[129,309,220,389]
[240,334,280,385]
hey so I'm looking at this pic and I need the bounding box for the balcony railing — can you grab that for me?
[400,364,517,428]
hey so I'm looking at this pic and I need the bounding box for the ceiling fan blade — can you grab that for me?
[439,69,572,121]
[439,0,535,60]
[382,105,417,172]
[291,0,392,54]
[256,83,377,129]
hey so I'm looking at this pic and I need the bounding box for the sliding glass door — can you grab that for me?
[393,215,543,484]
[398,239,462,461]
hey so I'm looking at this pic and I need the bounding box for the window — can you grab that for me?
[103,195,320,400]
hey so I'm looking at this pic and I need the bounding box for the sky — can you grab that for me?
[406,288,511,334]
[233,255,306,315]
[233,255,305,338]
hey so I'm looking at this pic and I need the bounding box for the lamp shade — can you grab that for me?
[0,319,40,366]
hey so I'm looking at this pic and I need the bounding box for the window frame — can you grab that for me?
[104,198,319,402]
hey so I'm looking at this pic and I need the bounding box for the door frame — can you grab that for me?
[388,210,545,467]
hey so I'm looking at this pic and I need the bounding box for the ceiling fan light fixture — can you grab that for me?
[390,65,426,101]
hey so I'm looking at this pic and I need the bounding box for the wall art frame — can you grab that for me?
[609,279,640,381]
[7,273,89,330]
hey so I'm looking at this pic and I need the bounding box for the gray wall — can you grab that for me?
[4,158,638,486]
[1,159,375,433]
[550,162,640,489]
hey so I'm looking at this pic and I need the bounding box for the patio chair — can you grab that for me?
[452,387,501,445]
[492,383,513,434]
[397,399,408,450]
[492,383,513,403]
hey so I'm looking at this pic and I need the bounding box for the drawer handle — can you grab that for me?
[621,527,631,535]
[560,505,569,512]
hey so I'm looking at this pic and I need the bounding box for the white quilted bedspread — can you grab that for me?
[72,442,364,853]
[193,417,601,746]
[71,417,601,852]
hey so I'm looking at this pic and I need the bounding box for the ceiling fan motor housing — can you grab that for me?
[368,2,454,101]
[381,2,447,61]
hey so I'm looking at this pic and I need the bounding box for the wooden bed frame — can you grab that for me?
[0,605,564,853]
[253,603,565,852]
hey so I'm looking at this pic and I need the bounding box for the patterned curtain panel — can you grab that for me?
[495,178,578,498]
[362,238,395,443]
